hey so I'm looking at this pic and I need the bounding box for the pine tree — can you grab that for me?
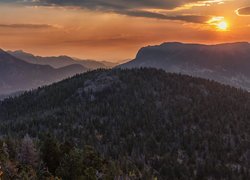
[18,134,38,168]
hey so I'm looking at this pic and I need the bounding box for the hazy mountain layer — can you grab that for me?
[9,50,113,69]
[0,49,87,94]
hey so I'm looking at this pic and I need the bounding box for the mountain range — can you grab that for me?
[121,42,250,90]
[0,68,249,179]
[5,41,250,96]
[0,49,87,95]
[8,50,117,69]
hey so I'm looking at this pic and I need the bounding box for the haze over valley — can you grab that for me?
[0,49,118,96]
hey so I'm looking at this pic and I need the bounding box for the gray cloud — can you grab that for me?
[120,10,210,23]
[36,0,213,23]
[0,0,216,23]
[236,7,250,16]
[0,23,56,29]
[0,0,223,10]
[32,0,198,10]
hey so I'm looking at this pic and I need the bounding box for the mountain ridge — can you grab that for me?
[8,50,116,69]
[0,49,87,95]
[120,42,250,90]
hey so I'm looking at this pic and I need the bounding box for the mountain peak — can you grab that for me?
[0,50,87,94]
[0,49,15,59]
[160,42,184,46]
[159,41,250,47]
[13,50,25,53]
[215,42,250,48]
[0,48,6,54]
[121,41,250,91]
[218,41,249,45]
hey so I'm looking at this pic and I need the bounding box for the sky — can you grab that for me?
[0,0,250,62]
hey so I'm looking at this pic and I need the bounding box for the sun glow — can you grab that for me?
[207,17,229,31]
[217,21,228,31]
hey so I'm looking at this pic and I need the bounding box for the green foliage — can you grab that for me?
[56,146,114,180]
[40,135,62,175]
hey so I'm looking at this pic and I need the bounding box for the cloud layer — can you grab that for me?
[1,0,221,23]
[31,0,204,10]
[0,23,55,29]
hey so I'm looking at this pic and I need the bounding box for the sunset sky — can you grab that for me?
[1,0,250,61]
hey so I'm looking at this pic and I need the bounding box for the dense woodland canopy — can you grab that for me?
[0,68,250,179]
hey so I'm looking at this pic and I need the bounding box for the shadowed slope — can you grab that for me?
[0,68,250,179]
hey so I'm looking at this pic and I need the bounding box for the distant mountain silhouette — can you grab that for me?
[120,42,250,90]
[100,60,119,68]
[8,50,113,69]
[0,49,87,95]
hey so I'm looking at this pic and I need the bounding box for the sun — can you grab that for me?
[217,21,228,31]
[207,17,230,31]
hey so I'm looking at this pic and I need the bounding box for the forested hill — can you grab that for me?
[0,68,250,179]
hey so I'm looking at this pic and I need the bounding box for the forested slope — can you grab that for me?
[0,68,250,179]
